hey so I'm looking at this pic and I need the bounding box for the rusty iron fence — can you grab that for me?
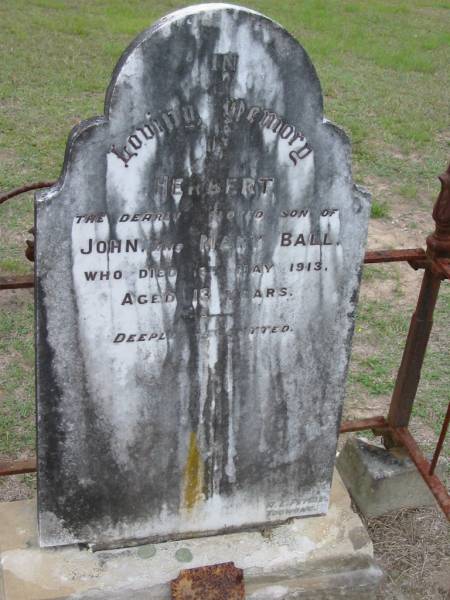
[1,164,449,520]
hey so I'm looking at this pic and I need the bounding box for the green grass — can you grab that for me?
[414,287,450,440]
[350,281,450,428]
[349,297,409,395]
[0,294,34,456]
[353,357,395,396]
[361,265,393,283]
[371,200,390,218]
[0,0,449,471]
[398,183,419,201]
[0,0,448,198]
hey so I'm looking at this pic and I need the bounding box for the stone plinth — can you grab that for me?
[337,437,439,518]
[0,473,382,600]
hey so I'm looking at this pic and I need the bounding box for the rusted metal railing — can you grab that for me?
[1,165,449,520]
[342,162,450,519]
[0,181,55,205]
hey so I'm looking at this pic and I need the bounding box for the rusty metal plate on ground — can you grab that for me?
[171,561,244,600]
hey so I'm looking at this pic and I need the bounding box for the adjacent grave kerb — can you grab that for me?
[35,3,371,548]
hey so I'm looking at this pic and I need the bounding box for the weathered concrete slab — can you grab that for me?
[337,437,439,518]
[35,3,370,548]
[0,473,383,599]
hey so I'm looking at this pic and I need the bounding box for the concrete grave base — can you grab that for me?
[0,472,382,600]
[337,437,439,518]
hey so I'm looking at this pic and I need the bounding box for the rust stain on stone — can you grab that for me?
[171,561,245,599]
[183,432,204,510]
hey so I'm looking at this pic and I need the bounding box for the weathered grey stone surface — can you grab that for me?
[0,473,383,599]
[35,3,370,547]
[337,437,439,518]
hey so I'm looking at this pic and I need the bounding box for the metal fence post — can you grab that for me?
[387,163,450,430]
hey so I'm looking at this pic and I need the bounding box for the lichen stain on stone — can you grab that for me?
[182,432,205,510]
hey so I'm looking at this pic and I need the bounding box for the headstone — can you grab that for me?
[35,3,370,548]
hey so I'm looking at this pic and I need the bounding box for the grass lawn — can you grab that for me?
[1,0,449,515]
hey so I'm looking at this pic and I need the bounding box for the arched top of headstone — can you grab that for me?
[104,3,323,119]
[37,2,352,208]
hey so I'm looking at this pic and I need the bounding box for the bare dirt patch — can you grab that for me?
[0,474,35,502]
[0,287,33,310]
[364,176,434,304]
